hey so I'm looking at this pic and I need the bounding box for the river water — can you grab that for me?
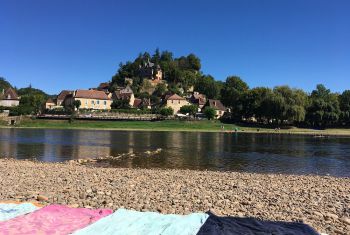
[0,128,349,177]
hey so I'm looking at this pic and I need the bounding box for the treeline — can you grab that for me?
[109,49,349,127]
[220,76,349,128]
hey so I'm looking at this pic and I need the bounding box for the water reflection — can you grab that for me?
[0,128,349,177]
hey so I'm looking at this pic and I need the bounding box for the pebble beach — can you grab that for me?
[0,159,349,234]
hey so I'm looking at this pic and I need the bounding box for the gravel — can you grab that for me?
[0,159,349,234]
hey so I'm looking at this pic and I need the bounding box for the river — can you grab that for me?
[0,128,349,177]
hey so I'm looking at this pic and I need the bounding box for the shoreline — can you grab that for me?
[2,125,350,137]
[1,159,349,234]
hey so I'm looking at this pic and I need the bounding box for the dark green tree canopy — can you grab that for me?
[306,84,340,127]
[0,77,12,91]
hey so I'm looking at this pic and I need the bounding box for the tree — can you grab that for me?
[73,100,81,111]
[16,86,48,114]
[0,77,12,91]
[195,75,220,99]
[306,84,340,127]
[241,87,272,122]
[179,105,198,116]
[204,107,216,120]
[159,107,174,116]
[221,76,249,119]
[111,99,130,109]
[273,86,308,123]
[153,83,167,97]
[339,90,350,125]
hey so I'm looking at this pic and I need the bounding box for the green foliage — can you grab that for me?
[339,90,350,125]
[306,84,340,127]
[153,83,167,97]
[73,100,81,110]
[221,76,249,119]
[159,107,174,116]
[179,105,198,116]
[111,99,131,109]
[0,77,12,91]
[194,75,220,99]
[109,49,202,95]
[204,107,216,120]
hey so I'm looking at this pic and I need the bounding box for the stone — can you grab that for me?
[340,217,350,225]
[325,213,339,220]
[37,195,49,201]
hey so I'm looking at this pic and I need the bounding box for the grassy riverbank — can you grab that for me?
[2,118,350,135]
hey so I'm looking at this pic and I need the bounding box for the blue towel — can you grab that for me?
[0,203,39,221]
[73,208,209,235]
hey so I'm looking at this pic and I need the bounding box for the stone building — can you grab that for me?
[0,88,20,107]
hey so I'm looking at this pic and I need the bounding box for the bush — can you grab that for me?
[159,107,174,116]
[179,105,198,116]
[204,107,216,120]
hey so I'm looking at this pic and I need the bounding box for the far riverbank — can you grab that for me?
[0,159,349,234]
[2,118,350,136]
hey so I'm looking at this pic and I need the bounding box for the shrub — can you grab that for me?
[204,107,216,120]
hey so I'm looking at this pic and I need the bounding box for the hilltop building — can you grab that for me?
[139,59,164,87]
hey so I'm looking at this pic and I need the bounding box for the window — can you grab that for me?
[91,100,94,104]
[97,100,100,105]
[104,101,107,105]
[178,100,180,104]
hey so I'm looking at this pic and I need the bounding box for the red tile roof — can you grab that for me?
[75,90,110,100]
[165,94,186,101]
[46,98,55,104]
[206,99,226,111]
[133,98,142,108]
[57,90,73,101]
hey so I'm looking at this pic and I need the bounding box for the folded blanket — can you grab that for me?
[0,202,39,222]
[73,208,209,235]
[0,204,113,235]
[197,212,320,235]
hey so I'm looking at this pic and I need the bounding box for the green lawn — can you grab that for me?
[2,118,350,135]
[9,119,238,132]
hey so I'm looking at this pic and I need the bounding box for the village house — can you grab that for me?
[66,89,112,110]
[0,88,20,107]
[189,92,207,109]
[110,86,135,107]
[202,99,227,119]
[133,98,151,109]
[164,94,189,114]
[56,90,73,106]
[44,98,56,110]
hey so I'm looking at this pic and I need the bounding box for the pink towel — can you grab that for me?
[0,204,113,235]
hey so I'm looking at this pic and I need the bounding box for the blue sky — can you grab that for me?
[0,0,349,95]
